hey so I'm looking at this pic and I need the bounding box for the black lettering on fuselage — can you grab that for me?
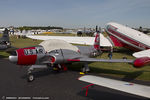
[24,48,44,55]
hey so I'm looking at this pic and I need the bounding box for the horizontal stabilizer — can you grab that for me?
[79,75,150,98]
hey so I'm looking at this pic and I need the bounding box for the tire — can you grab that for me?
[27,74,34,82]
[81,66,86,73]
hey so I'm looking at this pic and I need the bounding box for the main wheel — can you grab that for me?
[81,65,86,73]
[27,74,34,82]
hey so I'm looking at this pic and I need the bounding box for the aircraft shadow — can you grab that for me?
[113,48,134,56]
[21,63,149,84]
[68,62,149,83]
[89,67,150,85]
[21,68,66,79]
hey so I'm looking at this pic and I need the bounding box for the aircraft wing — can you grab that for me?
[133,49,150,58]
[27,34,112,47]
[79,75,150,98]
[68,58,133,63]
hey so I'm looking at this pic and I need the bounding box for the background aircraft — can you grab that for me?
[9,31,148,82]
[0,28,11,50]
[105,22,150,64]
[105,22,150,51]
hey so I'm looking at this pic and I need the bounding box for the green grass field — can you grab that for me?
[0,34,150,81]
[10,35,42,48]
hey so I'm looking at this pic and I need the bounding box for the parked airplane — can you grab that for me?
[105,22,150,51]
[79,75,150,98]
[105,22,150,63]
[0,28,11,50]
[77,29,94,36]
[9,31,149,82]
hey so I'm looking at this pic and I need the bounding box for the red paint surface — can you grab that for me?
[17,47,37,65]
[61,64,68,71]
[133,57,150,68]
[94,32,100,50]
[67,59,80,62]
[107,27,150,51]
[82,84,94,96]
[109,35,123,47]
[50,56,56,63]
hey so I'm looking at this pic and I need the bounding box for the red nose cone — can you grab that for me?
[133,57,150,68]
[50,56,56,63]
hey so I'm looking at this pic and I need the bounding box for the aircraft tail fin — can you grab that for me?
[93,26,100,51]
[0,28,9,42]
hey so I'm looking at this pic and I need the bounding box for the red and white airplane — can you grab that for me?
[105,22,150,51]
[8,31,147,82]
[105,22,150,65]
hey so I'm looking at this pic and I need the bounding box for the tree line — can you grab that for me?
[17,26,63,31]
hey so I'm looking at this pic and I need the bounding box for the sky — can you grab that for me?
[0,0,150,28]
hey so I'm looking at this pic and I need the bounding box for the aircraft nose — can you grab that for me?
[9,55,18,63]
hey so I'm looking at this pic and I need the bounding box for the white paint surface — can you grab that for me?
[27,34,112,47]
[79,75,150,98]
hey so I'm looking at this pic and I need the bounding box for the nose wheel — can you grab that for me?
[27,69,34,82]
[27,73,34,82]
[26,65,48,82]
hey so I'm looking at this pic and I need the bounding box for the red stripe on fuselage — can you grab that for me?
[107,27,150,51]
[109,35,124,47]
[67,59,80,62]
[17,47,37,65]
[109,34,141,51]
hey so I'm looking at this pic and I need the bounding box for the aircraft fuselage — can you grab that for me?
[105,22,150,51]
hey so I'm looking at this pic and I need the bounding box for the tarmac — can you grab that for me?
[0,59,149,100]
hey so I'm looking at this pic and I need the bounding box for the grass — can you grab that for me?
[10,35,43,48]
[68,48,150,81]
[0,34,42,58]
[0,51,10,58]
[0,34,150,81]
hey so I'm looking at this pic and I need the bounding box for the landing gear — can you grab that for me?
[53,64,68,72]
[81,63,90,73]
[27,68,34,82]
[25,64,67,82]
[27,73,34,82]
[26,65,48,82]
